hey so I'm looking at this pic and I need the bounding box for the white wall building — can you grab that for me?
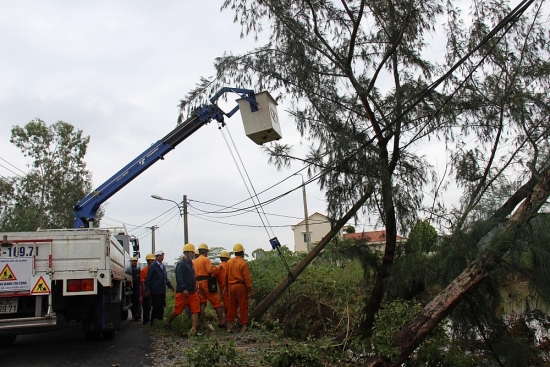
[291,212,334,253]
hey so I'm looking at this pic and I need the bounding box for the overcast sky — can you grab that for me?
[0,1,339,263]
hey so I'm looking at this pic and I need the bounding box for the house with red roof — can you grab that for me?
[343,230,406,250]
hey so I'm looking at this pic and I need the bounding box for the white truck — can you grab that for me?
[0,228,136,344]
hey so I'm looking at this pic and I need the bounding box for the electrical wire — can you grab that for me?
[219,124,276,239]
[0,163,23,178]
[187,199,305,220]
[0,157,27,176]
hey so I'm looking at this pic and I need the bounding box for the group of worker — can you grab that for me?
[128,242,254,336]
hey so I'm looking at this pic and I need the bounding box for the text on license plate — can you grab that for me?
[0,246,39,257]
[0,298,18,314]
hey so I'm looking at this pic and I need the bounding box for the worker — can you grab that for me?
[214,250,231,318]
[144,249,174,326]
[164,243,199,336]
[194,243,225,329]
[140,253,155,325]
[225,243,254,333]
[130,257,142,321]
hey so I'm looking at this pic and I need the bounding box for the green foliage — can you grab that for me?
[406,220,438,254]
[187,337,243,367]
[0,119,93,230]
[345,225,356,234]
[371,300,422,359]
[262,340,324,367]
[249,245,365,339]
[409,322,477,367]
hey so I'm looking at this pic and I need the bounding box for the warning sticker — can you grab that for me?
[31,276,51,294]
[0,264,17,281]
[0,258,32,291]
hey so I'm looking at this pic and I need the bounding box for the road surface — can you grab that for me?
[0,320,153,367]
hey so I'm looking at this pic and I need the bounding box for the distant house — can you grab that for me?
[291,212,336,252]
[343,230,405,251]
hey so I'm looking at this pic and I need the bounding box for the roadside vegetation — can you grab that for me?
[150,219,550,366]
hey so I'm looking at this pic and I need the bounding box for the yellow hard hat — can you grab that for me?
[198,243,209,251]
[219,251,230,258]
[131,257,138,261]
[233,243,244,252]
[145,253,155,260]
[194,249,199,255]
[183,243,195,252]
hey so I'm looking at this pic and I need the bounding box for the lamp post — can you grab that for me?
[151,194,189,245]
[294,173,311,253]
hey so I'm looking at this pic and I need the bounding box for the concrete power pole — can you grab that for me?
[150,225,158,254]
[183,195,189,245]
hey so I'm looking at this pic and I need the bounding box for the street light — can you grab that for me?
[294,173,311,253]
[151,194,189,245]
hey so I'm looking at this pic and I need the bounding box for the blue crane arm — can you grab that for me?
[73,89,257,228]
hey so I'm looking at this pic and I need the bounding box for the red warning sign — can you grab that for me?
[0,264,17,281]
[31,276,51,294]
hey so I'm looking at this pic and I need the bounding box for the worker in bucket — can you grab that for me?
[130,257,142,321]
[164,243,199,336]
[194,243,225,329]
[140,253,155,325]
[225,243,254,333]
[144,249,174,326]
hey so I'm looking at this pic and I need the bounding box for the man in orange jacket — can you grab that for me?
[225,243,254,333]
[194,243,225,328]
[214,250,231,317]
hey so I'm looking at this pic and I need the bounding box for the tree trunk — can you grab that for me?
[362,147,398,334]
[379,168,550,367]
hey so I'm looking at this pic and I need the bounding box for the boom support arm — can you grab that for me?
[73,88,258,228]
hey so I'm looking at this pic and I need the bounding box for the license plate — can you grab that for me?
[0,298,18,314]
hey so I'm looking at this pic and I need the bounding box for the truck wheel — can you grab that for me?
[121,309,128,321]
[103,330,116,340]
[0,335,17,346]
[84,330,100,341]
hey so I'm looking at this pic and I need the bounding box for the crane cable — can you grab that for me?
[218,122,294,277]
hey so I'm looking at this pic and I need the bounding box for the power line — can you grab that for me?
[0,163,23,178]
[0,156,27,176]
[187,199,304,220]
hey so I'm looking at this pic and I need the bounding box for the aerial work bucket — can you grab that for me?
[237,91,282,145]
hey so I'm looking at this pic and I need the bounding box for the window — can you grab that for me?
[303,233,309,242]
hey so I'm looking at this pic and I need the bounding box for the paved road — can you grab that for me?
[0,320,153,367]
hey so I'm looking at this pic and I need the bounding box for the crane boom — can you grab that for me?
[73,88,259,228]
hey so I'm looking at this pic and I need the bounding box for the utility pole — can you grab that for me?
[301,179,311,253]
[183,194,189,244]
[150,225,158,254]
[295,173,311,253]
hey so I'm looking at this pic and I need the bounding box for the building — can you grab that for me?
[291,212,334,252]
[343,230,405,251]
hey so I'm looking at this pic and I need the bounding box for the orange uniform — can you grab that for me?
[140,264,151,324]
[194,255,222,308]
[225,255,252,325]
[215,261,229,309]
[140,265,149,283]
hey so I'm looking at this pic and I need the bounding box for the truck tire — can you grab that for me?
[102,330,116,340]
[0,335,17,346]
[84,329,101,341]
